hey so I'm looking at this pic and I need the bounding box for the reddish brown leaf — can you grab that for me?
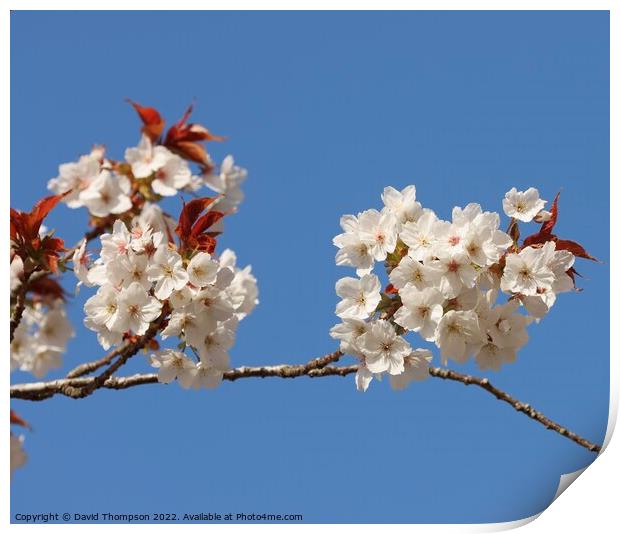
[127,99,165,141]
[175,197,217,241]
[11,192,68,243]
[10,410,31,430]
[41,235,65,273]
[191,211,224,237]
[195,234,217,253]
[540,191,560,235]
[522,231,551,248]
[169,140,211,166]
[554,239,599,262]
[164,102,224,165]
[11,193,68,273]
[175,197,222,253]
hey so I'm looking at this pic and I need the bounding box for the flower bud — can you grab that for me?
[533,210,552,223]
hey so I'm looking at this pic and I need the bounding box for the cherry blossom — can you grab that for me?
[502,187,546,222]
[332,184,587,392]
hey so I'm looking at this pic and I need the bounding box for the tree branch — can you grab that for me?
[65,346,126,379]
[9,355,602,453]
[428,367,602,452]
[59,309,169,399]
[10,270,34,342]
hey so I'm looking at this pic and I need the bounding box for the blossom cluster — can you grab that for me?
[79,217,258,389]
[48,101,247,222]
[331,185,587,392]
[47,138,247,218]
[10,298,75,378]
[10,254,75,378]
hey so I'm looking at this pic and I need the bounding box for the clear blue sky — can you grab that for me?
[10,11,609,524]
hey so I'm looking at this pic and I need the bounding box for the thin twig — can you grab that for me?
[428,367,602,452]
[9,357,602,453]
[65,346,125,379]
[10,270,34,342]
[60,309,168,399]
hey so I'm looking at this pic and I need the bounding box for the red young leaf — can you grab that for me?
[175,197,218,241]
[191,211,224,238]
[127,99,165,141]
[175,197,223,253]
[164,103,224,167]
[195,234,217,254]
[11,193,68,272]
[10,410,31,430]
[521,231,550,249]
[554,239,598,262]
[30,193,66,233]
[540,191,560,235]
[10,192,68,243]
[40,236,66,273]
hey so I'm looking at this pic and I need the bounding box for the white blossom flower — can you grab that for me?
[100,220,133,263]
[330,318,370,355]
[484,300,529,350]
[502,187,546,222]
[394,286,444,341]
[151,155,192,196]
[196,317,238,371]
[161,307,214,348]
[220,249,259,319]
[358,320,410,375]
[125,135,172,179]
[357,209,399,261]
[186,361,226,390]
[72,240,95,288]
[80,171,132,217]
[435,310,484,365]
[475,343,518,372]
[187,252,219,288]
[169,286,196,310]
[389,349,433,390]
[501,246,555,296]
[355,364,377,392]
[335,274,381,320]
[150,349,196,387]
[203,155,247,212]
[400,210,447,261]
[147,248,189,300]
[381,185,422,224]
[84,285,121,331]
[28,348,63,378]
[36,304,75,349]
[389,255,442,291]
[107,252,151,291]
[48,154,102,208]
[133,202,177,240]
[111,282,162,335]
[192,286,236,327]
[447,286,480,312]
[333,214,375,275]
[10,255,24,293]
[432,251,478,299]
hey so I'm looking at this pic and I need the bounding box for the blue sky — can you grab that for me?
[10,11,609,523]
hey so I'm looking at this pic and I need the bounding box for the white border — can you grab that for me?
[3,2,616,532]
